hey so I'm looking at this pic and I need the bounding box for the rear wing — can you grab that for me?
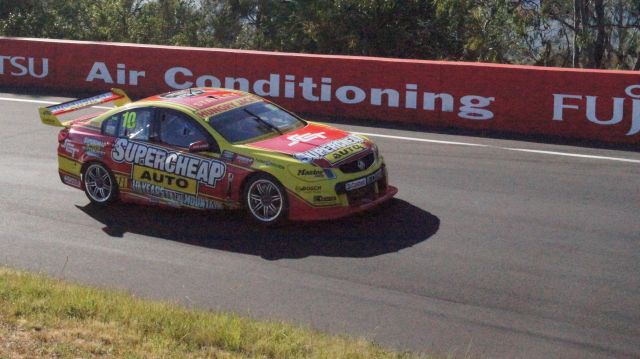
[39,88,131,127]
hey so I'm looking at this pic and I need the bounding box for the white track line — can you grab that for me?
[361,132,640,164]
[2,96,638,164]
[0,97,112,109]
[0,97,60,105]
[354,132,489,147]
[499,148,640,164]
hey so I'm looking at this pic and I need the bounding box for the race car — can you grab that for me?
[39,88,397,224]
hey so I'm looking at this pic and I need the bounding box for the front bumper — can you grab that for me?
[287,181,398,221]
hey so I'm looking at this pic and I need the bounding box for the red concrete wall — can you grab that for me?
[1,37,639,145]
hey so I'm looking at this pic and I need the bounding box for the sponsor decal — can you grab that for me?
[287,132,327,146]
[160,89,205,98]
[0,56,48,78]
[111,138,226,187]
[297,168,324,178]
[190,93,237,108]
[196,96,261,117]
[115,174,128,189]
[133,166,197,195]
[325,143,367,164]
[62,140,78,157]
[221,150,235,162]
[323,169,337,179]
[293,135,365,163]
[345,168,383,191]
[83,138,106,157]
[221,151,253,166]
[189,141,210,152]
[553,84,640,136]
[85,62,145,85]
[345,177,367,192]
[49,92,116,114]
[234,154,254,166]
[131,180,222,209]
[62,175,81,188]
[255,159,285,170]
[313,195,337,203]
[164,70,495,121]
[295,185,322,192]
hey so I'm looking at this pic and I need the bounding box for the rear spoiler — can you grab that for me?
[39,88,131,127]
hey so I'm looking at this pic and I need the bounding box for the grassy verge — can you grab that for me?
[0,267,427,358]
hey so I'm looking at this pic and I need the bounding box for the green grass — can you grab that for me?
[0,267,431,358]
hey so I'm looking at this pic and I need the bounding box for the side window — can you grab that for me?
[102,115,119,137]
[117,108,155,141]
[159,109,208,148]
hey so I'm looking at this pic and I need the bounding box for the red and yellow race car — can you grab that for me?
[39,88,397,224]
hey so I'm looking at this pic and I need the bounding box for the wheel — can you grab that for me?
[83,163,118,205]
[244,174,288,225]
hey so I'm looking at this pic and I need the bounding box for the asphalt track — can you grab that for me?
[1,91,639,358]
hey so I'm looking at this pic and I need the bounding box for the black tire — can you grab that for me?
[244,173,288,225]
[82,163,118,205]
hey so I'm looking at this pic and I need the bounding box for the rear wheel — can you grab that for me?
[244,174,288,225]
[83,163,118,205]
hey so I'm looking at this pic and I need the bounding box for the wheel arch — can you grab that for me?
[80,160,120,205]
[241,170,290,224]
[240,170,287,205]
[80,159,111,181]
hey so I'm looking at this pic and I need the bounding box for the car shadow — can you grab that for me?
[76,199,439,260]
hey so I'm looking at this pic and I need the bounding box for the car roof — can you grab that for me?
[138,88,263,118]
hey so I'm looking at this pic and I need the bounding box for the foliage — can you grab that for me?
[1,0,638,69]
[0,267,428,358]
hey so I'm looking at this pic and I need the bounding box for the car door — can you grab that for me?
[102,106,157,199]
[152,107,229,209]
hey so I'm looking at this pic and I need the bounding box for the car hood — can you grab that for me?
[246,123,371,166]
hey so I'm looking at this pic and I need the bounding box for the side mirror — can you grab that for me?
[188,140,210,152]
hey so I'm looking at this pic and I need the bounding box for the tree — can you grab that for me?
[1,0,638,69]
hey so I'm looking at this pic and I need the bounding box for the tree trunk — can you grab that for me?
[593,0,606,68]
[580,0,592,67]
[573,0,581,67]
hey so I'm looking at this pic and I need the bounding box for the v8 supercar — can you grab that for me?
[40,88,397,224]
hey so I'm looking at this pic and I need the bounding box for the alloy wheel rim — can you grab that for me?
[248,179,283,222]
[85,165,112,202]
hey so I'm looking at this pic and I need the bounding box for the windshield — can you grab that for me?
[207,102,306,143]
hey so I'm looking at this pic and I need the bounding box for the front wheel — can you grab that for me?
[244,174,288,225]
[83,163,118,205]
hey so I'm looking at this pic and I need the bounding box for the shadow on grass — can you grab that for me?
[77,199,439,260]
